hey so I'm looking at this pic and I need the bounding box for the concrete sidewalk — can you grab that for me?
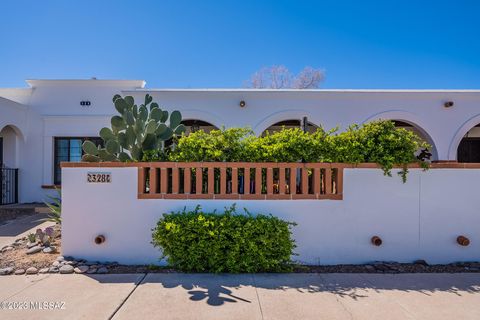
[0,273,479,320]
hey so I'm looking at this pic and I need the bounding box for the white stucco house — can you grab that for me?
[1,79,480,204]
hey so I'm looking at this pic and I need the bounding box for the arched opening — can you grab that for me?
[0,125,22,168]
[392,120,437,160]
[165,119,219,149]
[181,119,218,135]
[262,119,318,136]
[457,123,480,162]
[0,125,22,204]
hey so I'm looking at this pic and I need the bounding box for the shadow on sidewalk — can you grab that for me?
[84,272,480,306]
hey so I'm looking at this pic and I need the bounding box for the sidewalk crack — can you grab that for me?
[109,272,147,320]
[252,274,265,320]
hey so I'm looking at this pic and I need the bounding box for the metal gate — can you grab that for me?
[0,168,18,205]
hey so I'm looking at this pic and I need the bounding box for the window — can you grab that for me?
[54,137,103,185]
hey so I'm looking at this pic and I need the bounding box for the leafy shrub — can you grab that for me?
[170,127,256,162]
[168,120,429,181]
[151,205,296,273]
[247,127,320,162]
[328,121,429,181]
[141,149,169,162]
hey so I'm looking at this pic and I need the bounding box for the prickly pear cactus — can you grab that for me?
[82,94,186,162]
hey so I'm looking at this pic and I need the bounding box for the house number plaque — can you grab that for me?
[87,172,112,183]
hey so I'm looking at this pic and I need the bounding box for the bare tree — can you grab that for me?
[245,65,324,89]
[246,65,292,89]
[292,66,325,89]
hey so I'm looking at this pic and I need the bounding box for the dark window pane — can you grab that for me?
[54,137,102,185]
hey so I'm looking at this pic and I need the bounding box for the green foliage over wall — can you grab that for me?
[168,120,430,181]
[151,205,296,273]
[169,127,256,162]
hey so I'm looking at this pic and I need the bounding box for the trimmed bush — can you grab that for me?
[168,120,430,181]
[169,127,255,162]
[151,205,296,273]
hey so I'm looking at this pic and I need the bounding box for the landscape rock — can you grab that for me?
[414,259,429,266]
[52,260,61,267]
[59,265,74,274]
[14,269,25,275]
[364,265,375,272]
[26,267,38,275]
[0,267,14,275]
[74,265,89,274]
[48,267,59,273]
[38,268,49,274]
[56,256,65,262]
[2,246,14,252]
[86,268,97,274]
[97,267,108,274]
[27,242,38,249]
[26,246,42,255]
[43,246,56,254]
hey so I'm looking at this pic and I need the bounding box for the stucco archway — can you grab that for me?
[363,110,439,161]
[448,114,480,161]
[181,119,219,134]
[253,110,320,136]
[261,119,318,136]
[0,124,24,168]
[177,109,225,132]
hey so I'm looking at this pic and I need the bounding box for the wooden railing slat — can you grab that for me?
[196,167,203,194]
[255,167,262,195]
[266,167,273,195]
[290,166,297,195]
[325,167,332,195]
[301,168,308,195]
[184,168,191,194]
[232,167,238,194]
[138,167,145,195]
[149,167,157,194]
[160,168,168,194]
[312,168,320,196]
[244,168,250,194]
[172,167,179,194]
[208,167,214,195]
[336,167,343,195]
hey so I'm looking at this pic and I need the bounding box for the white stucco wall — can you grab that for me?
[61,167,480,265]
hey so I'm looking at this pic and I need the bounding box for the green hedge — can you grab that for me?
[168,120,430,181]
[151,205,296,273]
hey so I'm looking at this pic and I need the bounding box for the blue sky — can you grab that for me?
[0,0,479,89]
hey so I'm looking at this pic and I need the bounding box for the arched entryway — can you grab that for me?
[0,125,22,204]
[261,119,318,136]
[457,123,480,162]
[392,120,437,161]
[0,125,23,168]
